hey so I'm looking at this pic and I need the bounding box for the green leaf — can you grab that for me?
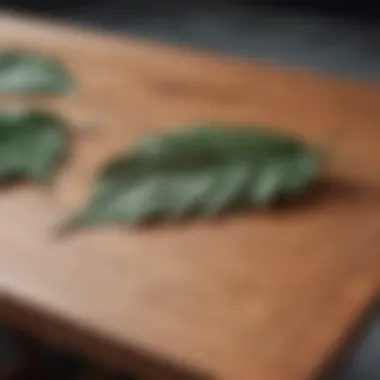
[0,50,72,93]
[60,125,322,232]
[0,109,69,183]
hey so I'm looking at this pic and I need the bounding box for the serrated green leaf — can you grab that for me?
[60,125,322,232]
[0,50,72,93]
[0,109,69,183]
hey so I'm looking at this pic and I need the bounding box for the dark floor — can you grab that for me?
[1,1,380,379]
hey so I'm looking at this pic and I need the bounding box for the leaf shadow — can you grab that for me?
[60,178,380,236]
[135,178,380,231]
[0,177,28,192]
[275,177,380,213]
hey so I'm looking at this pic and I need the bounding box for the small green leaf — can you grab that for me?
[60,125,322,233]
[0,50,72,93]
[0,109,69,183]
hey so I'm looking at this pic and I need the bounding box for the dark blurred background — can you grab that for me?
[1,0,380,79]
[0,1,379,379]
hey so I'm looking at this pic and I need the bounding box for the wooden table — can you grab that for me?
[1,13,380,380]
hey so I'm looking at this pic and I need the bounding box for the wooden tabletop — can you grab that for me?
[1,13,380,380]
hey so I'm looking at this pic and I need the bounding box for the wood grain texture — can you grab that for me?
[1,12,380,380]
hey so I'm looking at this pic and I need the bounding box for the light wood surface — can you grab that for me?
[1,12,380,380]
